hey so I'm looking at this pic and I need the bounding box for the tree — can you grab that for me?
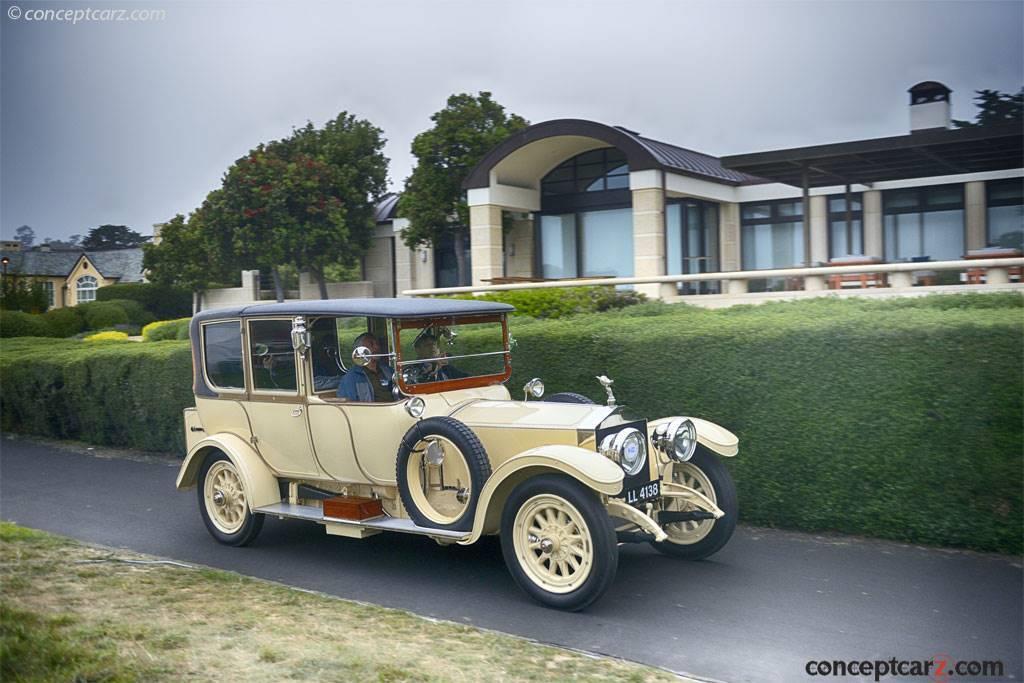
[81,225,148,250]
[953,88,1023,128]
[399,92,529,286]
[282,113,389,298]
[143,212,233,313]
[14,225,34,248]
[197,113,388,301]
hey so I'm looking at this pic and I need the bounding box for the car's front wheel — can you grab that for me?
[650,447,737,560]
[500,474,617,611]
[198,452,264,546]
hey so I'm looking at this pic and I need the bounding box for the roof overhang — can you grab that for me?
[463,119,663,190]
[719,123,1023,188]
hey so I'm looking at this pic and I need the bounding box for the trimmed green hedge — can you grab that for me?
[0,311,52,338]
[0,338,194,453]
[96,283,192,320]
[42,307,86,338]
[1,293,1020,553]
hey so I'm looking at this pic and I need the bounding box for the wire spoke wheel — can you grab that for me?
[662,462,717,545]
[203,460,247,535]
[513,494,595,594]
[405,436,473,526]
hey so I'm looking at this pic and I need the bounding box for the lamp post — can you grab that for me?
[1,255,9,278]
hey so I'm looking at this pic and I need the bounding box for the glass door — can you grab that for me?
[667,201,720,294]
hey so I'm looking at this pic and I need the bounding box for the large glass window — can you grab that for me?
[203,321,244,390]
[76,275,97,304]
[434,231,471,288]
[539,214,578,278]
[539,209,633,279]
[741,200,805,292]
[828,194,864,258]
[248,319,298,392]
[883,185,964,261]
[987,179,1024,250]
[667,200,720,294]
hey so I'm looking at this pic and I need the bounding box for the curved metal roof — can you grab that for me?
[194,297,514,323]
[374,193,401,223]
[463,119,764,189]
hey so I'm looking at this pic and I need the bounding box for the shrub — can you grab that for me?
[83,331,130,342]
[78,301,129,330]
[43,307,86,337]
[95,283,192,320]
[142,318,191,342]
[0,279,50,313]
[447,286,647,319]
[100,299,155,326]
[0,311,53,338]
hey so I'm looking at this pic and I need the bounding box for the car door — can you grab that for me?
[242,317,322,478]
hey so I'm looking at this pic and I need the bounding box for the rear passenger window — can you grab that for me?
[204,321,244,390]
[249,319,298,392]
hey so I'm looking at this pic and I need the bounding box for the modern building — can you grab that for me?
[373,81,1022,300]
[0,245,145,308]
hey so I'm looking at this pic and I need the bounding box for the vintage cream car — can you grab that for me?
[176,299,739,610]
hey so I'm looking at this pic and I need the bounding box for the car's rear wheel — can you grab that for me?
[650,447,737,560]
[500,474,617,611]
[396,417,491,532]
[545,392,595,405]
[198,452,264,546]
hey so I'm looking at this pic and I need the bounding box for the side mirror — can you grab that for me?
[291,317,310,357]
[352,345,372,367]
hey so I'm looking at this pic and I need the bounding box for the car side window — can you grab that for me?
[248,319,298,392]
[203,321,244,390]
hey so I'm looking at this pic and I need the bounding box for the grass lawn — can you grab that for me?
[0,522,680,682]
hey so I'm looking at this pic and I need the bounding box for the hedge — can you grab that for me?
[0,338,194,453]
[0,293,1020,553]
[84,331,130,342]
[141,318,191,342]
[77,301,130,330]
[43,307,86,338]
[0,311,53,338]
[96,282,192,320]
[449,286,646,319]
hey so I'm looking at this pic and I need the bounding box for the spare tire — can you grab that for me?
[396,416,491,532]
[546,392,596,405]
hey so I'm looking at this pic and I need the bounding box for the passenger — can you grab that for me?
[336,333,394,402]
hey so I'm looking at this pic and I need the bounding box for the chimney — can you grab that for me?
[908,81,952,133]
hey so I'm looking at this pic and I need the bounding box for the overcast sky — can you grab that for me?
[1,0,1021,242]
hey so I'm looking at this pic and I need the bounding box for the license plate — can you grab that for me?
[622,480,660,505]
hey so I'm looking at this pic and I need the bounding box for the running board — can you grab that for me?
[253,502,469,541]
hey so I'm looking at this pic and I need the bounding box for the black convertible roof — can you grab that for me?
[193,297,514,323]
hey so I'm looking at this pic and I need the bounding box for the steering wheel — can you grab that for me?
[324,344,346,372]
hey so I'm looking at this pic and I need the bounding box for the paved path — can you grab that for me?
[1,437,1020,682]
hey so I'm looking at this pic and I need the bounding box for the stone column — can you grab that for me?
[804,195,829,290]
[718,202,746,294]
[469,204,504,287]
[632,184,674,299]
[965,181,986,250]
[863,190,884,259]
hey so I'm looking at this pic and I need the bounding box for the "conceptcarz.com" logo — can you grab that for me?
[805,654,1005,681]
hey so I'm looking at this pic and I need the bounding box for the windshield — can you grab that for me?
[394,314,510,393]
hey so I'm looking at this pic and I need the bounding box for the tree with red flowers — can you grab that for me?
[162,113,388,301]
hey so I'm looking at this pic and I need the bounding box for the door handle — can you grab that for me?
[291,407,303,417]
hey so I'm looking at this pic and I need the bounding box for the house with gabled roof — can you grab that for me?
[0,246,145,309]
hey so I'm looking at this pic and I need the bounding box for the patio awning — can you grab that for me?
[720,122,1023,188]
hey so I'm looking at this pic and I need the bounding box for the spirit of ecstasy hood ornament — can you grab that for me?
[596,375,616,407]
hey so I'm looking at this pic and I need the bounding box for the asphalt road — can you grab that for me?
[1,436,1020,683]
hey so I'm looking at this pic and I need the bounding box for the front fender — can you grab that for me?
[649,416,739,457]
[460,444,624,545]
[175,433,281,510]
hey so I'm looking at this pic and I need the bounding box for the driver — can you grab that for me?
[337,332,394,402]
[412,333,467,382]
